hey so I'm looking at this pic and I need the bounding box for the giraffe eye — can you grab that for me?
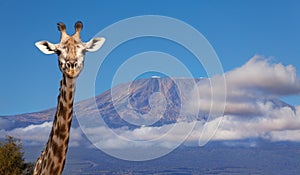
[59,60,65,67]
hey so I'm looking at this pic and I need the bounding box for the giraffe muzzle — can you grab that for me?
[64,60,80,78]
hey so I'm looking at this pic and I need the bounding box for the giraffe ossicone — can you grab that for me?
[33,21,105,175]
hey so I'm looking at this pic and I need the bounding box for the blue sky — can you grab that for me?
[0,0,299,115]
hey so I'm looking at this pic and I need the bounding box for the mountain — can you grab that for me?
[75,77,205,129]
[0,109,56,130]
[0,77,295,130]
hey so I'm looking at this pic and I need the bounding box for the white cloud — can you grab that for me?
[0,122,52,144]
[209,106,300,141]
[76,104,299,150]
[226,55,300,96]
[189,55,300,116]
[0,122,84,147]
[268,130,300,142]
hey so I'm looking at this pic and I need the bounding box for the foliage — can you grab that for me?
[22,162,35,175]
[0,135,27,175]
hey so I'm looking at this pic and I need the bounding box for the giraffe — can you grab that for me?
[33,21,105,175]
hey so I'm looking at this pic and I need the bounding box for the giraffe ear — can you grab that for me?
[84,37,105,52]
[35,41,57,54]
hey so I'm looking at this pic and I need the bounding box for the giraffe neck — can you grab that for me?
[33,74,76,175]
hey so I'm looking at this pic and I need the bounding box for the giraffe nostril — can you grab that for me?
[65,61,78,69]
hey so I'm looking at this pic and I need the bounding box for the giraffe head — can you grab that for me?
[35,21,105,78]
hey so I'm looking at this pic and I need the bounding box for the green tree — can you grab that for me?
[0,135,24,175]
[22,162,35,175]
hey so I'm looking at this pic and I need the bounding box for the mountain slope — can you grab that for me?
[1,77,295,130]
